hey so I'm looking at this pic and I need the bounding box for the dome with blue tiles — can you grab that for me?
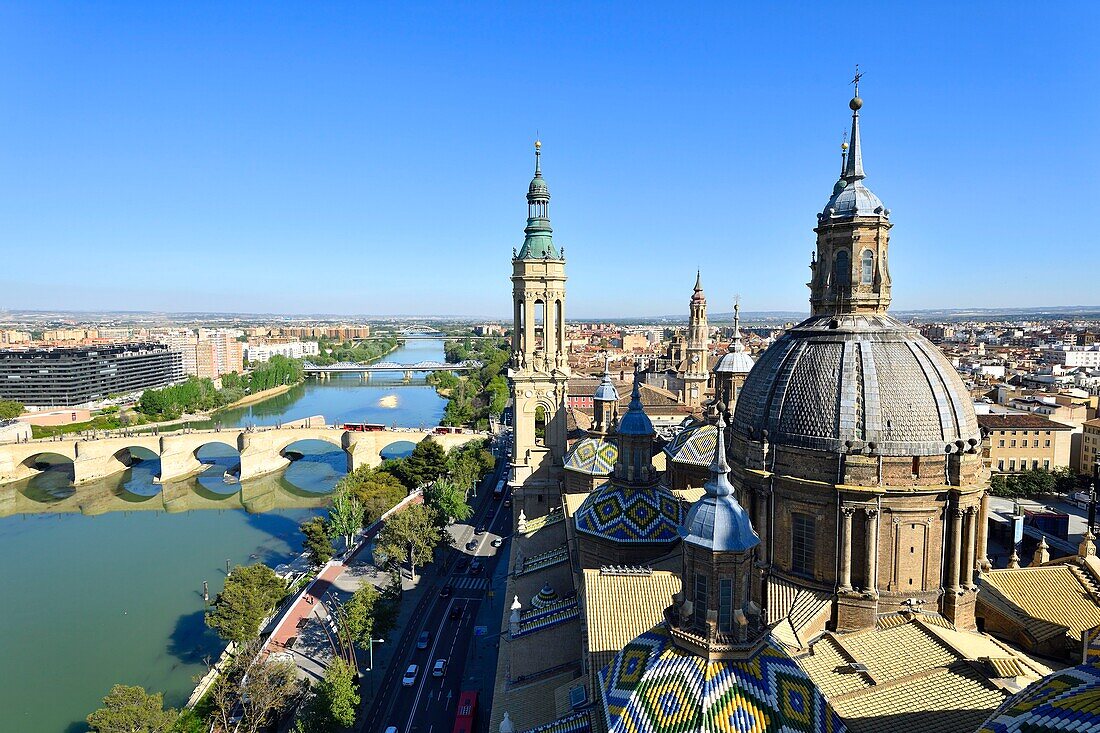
[575,484,684,544]
[681,416,759,553]
[598,625,845,733]
[976,661,1100,733]
[663,422,718,468]
[564,437,618,476]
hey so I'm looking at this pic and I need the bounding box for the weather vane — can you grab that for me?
[851,65,863,95]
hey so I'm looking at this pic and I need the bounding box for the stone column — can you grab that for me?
[962,506,978,589]
[754,486,770,564]
[863,508,879,595]
[839,505,855,592]
[976,491,991,571]
[947,507,964,594]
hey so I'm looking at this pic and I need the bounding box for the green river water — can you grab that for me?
[0,340,448,732]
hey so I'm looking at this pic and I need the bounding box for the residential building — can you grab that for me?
[1080,418,1100,476]
[244,341,320,363]
[977,413,1074,473]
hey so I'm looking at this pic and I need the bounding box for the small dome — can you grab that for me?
[618,372,654,436]
[681,415,760,553]
[594,371,620,402]
[714,348,754,374]
[575,484,683,544]
[976,661,1100,733]
[733,313,980,456]
[663,423,717,467]
[564,436,617,476]
[821,178,885,219]
[528,175,549,196]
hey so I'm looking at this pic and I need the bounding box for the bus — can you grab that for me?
[452,690,478,733]
[493,478,506,500]
[342,422,386,432]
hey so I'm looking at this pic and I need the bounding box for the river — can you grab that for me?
[0,339,449,732]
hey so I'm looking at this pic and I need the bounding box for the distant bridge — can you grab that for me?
[303,360,482,376]
[354,334,500,341]
[0,422,485,488]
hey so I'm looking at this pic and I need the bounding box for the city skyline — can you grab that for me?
[1,3,1097,317]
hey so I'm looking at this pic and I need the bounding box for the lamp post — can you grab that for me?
[367,637,385,695]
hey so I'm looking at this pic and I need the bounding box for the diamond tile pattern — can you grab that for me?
[664,424,719,467]
[575,484,684,544]
[978,662,1100,732]
[564,437,618,476]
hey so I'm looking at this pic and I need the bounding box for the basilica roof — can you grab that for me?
[575,484,684,544]
[563,436,618,476]
[663,422,718,467]
[976,662,1100,733]
[598,624,846,733]
[715,349,755,375]
[732,313,981,456]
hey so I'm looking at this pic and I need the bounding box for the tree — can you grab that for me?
[336,465,408,524]
[0,400,24,420]
[237,656,300,733]
[328,487,364,551]
[376,503,444,579]
[341,583,380,648]
[1053,465,1080,494]
[296,659,360,732]
[424,478,472,524]
[205,564,287,644]
[301,516,334,567]
[86,684,178,733]
[393,438,447,489]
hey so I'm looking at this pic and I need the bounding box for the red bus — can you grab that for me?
[342,422,386,432]
[452,690,478,733]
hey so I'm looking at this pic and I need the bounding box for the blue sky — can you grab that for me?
[0,2,1096,318]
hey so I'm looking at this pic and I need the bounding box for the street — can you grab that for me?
[360,461,512,733]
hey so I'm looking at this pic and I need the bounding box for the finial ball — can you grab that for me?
[841,141,849,151]
[534,139,541,150]
[849,96,863,111]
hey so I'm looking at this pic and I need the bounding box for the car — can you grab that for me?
[384,728,398,733]
[475,526,486,535]
[503,498,512,508]
[417,631,430,649]
[449,606,463,620]
[440,585,453,598]
[465,540,478,551]
[402,664,419,686]
[470,559,483,574]
[491,537,503,548]
[432,658,448,677]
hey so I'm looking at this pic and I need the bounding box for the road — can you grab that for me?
[361,462,512,733]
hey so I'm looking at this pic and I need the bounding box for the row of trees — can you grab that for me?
[428,338,510,428]
[221,355,305,393]
[136,356,306,420]
[0,399,23,420]
[989,465,1079,499]
[309,336,400,366]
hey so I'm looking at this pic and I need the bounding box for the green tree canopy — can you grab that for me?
[990,468,1059,499]
[336,465,408,524]
[0,400,24,420]
[392,438,448,489]
[86,684,178,733]
[376,503,444,578]
[341,583,380,648]
[301,516,334,567]
[328,487,364,550]
[424,478,473,525]
[205,564,287,644]
[296,659,360,732]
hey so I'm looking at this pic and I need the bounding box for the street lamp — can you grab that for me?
[367,637,385,695]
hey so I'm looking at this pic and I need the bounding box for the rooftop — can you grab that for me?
[977,414,1075,431]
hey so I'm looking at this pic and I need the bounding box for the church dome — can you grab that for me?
[821,179,886,219]
[976,661,1100,732]
[732,313,980,456]
[564,436,618,476]
[663,423,718,467]
[714,349,755,374]
[598,625,845,733]
[529,175,549,196]
[575,484,684,544]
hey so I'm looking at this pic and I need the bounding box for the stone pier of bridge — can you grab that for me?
[0,424,485,488]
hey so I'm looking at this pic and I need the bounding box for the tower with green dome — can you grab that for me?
[508,140,571,507]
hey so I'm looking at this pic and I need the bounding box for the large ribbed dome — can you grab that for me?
[732,313,980,456]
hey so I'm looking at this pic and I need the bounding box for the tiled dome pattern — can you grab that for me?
[664,424,718,467]
[575,484,684,544]
[564,437,618,476]
[977,662,1100,733]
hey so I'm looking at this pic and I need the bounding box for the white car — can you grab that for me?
[402,664,418,686]
[432,658,448,677]
[384,728,398,733]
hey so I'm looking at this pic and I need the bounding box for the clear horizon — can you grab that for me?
[2,3,1097,317]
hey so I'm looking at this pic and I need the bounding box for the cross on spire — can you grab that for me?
[851,65,863,95]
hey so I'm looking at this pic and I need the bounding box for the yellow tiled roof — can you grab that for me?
[837,623,957,684]
[581,569,680,673]
[981,565,1100,638]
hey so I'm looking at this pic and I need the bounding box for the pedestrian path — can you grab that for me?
[450,576,490,591]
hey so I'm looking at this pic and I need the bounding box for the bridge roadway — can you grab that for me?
[303,359,482,375]
[0,423,485,487]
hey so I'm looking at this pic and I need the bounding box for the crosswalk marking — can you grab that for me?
[450,576,490,590]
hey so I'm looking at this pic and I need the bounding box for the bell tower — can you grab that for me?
[683,271,710,408]
[508,140,570,503]
[809,73,893,317]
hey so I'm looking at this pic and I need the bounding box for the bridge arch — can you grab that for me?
[17,450,76,484]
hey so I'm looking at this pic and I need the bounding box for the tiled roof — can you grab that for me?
[583,569,681,674]
[575,484,684,544]
[518,544,570,575]
[977,662,1100,732]
[980,565,1100,640]
[598,625,846,733]
[663,423,718,467]
[524,507,566,535]
[564,437,618,476]
[520,711,593,733]
[977,414,1075,431]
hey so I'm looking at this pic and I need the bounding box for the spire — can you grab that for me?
[843,68,865,181]
[681,411,759,552]
[534,138,542,176]
[518,139,559,259]
[705,414,734,498]
[692,270,705,303]
[731,300,744,352]
[840,131,849,177]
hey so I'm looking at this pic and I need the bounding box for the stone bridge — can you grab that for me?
[0,425,485,487]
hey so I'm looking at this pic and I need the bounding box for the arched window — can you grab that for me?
[534,405,546,445]
[832,250,851,295]
[861,249,874,285]
[533,300,545,350]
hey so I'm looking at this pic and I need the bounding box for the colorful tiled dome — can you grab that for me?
[976,662,1100,733]
[564,437,618,476]
[575,484,684,544]
[664,423,718,467]
[598,625,845,733]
